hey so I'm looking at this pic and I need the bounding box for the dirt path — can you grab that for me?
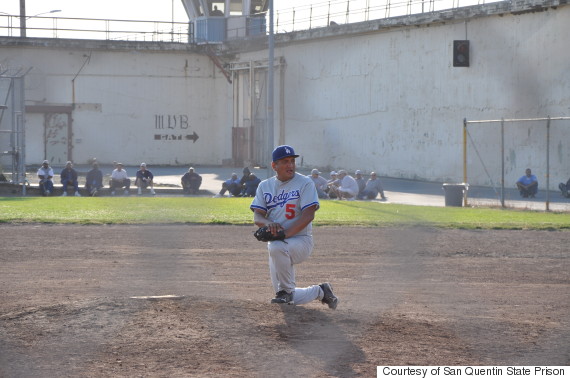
[1,225,569,377]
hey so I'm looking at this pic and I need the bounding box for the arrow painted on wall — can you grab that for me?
[186,131,199,143]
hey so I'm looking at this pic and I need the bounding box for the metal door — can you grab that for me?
[45,113,70,164]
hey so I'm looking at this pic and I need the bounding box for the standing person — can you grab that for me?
[358,172,387,200]
[109,163,131,196]
[135,163,156,195]
[250,145,339,309]
[329,169,359,200]
[516,168,538,198]
[181,167,202,195]
[308,168,329,199]
[85,162,103,196]
[37,160,54,196]
[60,161,81,197]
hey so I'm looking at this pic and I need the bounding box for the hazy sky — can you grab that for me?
[1,0,309,22]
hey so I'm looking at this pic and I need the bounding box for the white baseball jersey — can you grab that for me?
[251,172,319,236]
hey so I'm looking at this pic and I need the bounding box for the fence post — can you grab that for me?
[501,118,505,208]
[463,118,468,206]
[546,116,550,211]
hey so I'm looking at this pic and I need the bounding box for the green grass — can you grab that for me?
[0,196,568,230]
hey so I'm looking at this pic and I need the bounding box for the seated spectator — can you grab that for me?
[325,171,339,199]
[559,177,570,198]
[135,163,156,195]
[109,163,131,196]
[85,162,103,196]
[214,172,242,197]
[308,168,329,199]
[240,167,251,186]
[181,167,202,195]
[329,170,359,200]
[516,168,538,198]
[37,160,54,196]
[354,170,366,198]
[60,161,81,196]
[358,172,387,200]
[240,173,261,197]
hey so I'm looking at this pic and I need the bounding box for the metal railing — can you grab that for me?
[0,14,191,42]
[0,0,506,42]
[274,0,506,33]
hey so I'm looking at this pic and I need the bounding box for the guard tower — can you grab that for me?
[181,0,268,43]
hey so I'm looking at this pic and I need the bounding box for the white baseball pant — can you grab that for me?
[267,235,323,305]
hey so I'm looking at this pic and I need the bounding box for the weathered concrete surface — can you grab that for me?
[1,0,568,186]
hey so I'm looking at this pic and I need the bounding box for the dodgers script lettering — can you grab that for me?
[265,189,300,209]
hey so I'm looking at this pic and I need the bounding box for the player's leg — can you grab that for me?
[267,240,297,293]
[290,283,339,309]
[291,285,322,305]
[267,236,313,300]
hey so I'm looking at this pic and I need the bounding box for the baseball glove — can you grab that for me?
[253,226,286,242]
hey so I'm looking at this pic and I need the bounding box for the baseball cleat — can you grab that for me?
[319,283,339,310]
[271,290,294,305]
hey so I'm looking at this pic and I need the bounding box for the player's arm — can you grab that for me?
[253,209,275,228]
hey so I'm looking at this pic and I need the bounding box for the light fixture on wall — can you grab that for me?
[453,40,470,67]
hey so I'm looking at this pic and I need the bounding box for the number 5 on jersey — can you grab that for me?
[285,203,296,219]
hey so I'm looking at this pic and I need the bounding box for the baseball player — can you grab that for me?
[250,145,339,309]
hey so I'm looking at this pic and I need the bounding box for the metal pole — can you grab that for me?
[19,0,26,37]
[267,0,274,177]
[546,116,550,211]
[21,76,26,196]
[463,118,468,206]
[500,118,505,207]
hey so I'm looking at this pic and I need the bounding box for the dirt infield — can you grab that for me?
[1,224,569,377]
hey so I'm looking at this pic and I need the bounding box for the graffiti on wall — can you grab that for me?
[154,115,199,143]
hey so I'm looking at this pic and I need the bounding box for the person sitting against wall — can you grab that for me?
[308,168,329,199]
[85,162,103,196]
[181,167,202,195]
[325,171,339,199]
[358,172,387,200]
[516,168,538,198]
[135,163,156,195]
[354,170,366,199]
[240,173,261,197]
[37,160,54,196]
[60,161,81,196]
[213,172,242,197]
[329,169,359,200]
[109,163,131,196]
[559,177,570,198]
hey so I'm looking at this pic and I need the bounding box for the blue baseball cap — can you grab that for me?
[272,145,299,162]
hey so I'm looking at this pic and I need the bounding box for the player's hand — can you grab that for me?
[267,222,282,234]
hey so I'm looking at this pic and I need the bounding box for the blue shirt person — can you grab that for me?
[60,161,81,196]
[516,168,538,198]
[85,162,103,196]
[214,173,242,197]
